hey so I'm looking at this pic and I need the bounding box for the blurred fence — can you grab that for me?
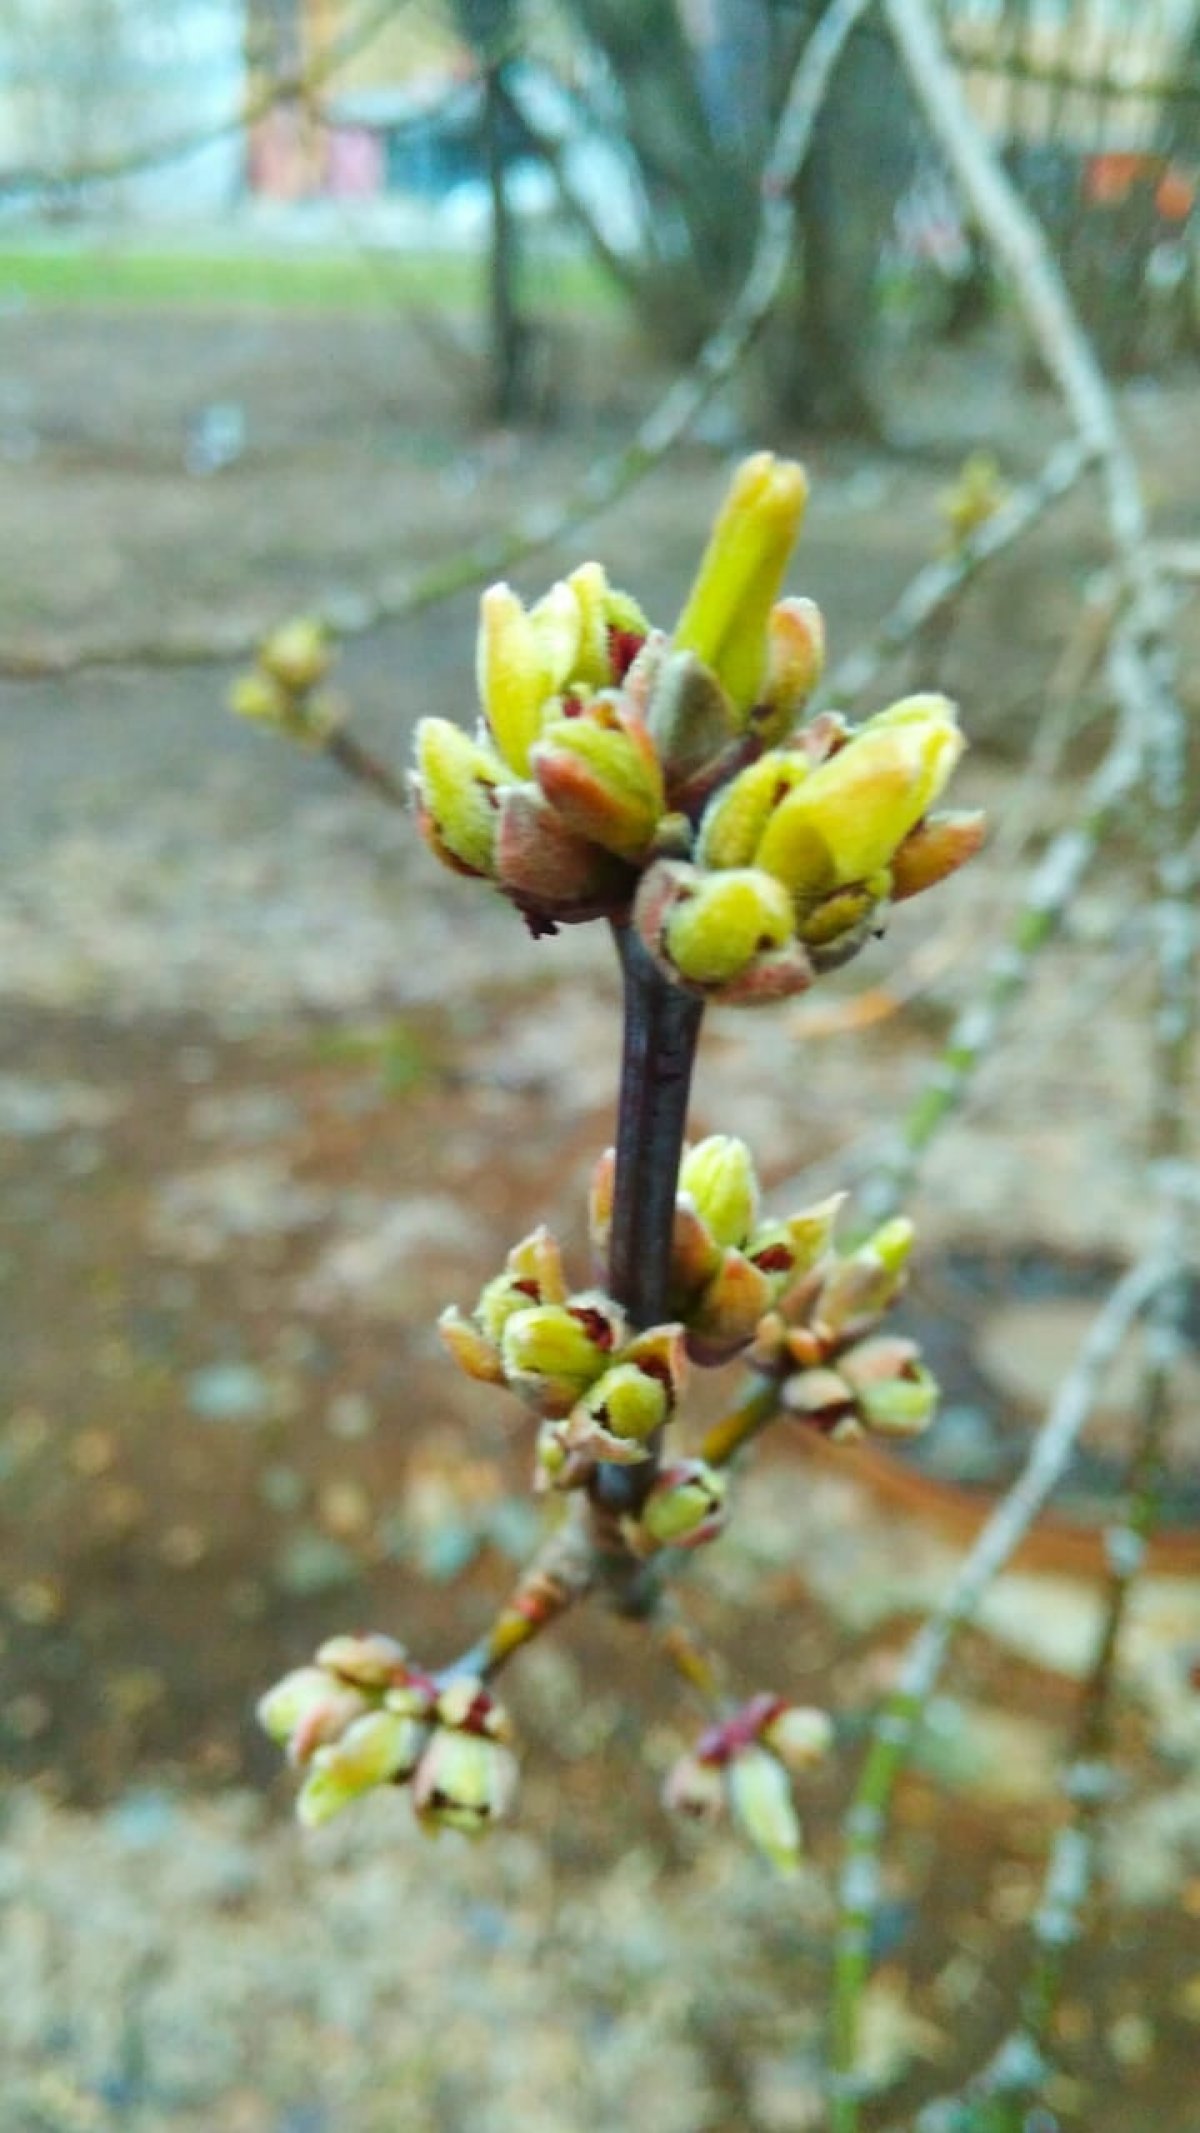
[944,0,1199,151]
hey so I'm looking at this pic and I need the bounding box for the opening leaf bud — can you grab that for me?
[761,1704,834,1773]
[258,616,333,694]
[476,580,581,775]
[728,1743,803,1876]
[415,1731,519,1836]
[639,1459,728,1548]
[674,453,809,712]
[696,750,809,872]
[754,596,826,744]
[754,696,964,900]
[414,717,503,878]
[256,1667,368,1756]
[679,1135,760,1251]
[297,1707,429,1828]
[664,868,795,986]
[531,702,664,860]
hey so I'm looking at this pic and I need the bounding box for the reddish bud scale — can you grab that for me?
[608,626,647,680]
[695,1693,788,1766]
[570,1305,619,1351]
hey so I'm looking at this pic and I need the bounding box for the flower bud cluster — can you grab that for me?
[230,616,343,747]
[591,1134,843,1363]
[438,1227,687,1488]
[751,1215,939,1443]
[634,697,984,1003]
[258,1635,517,1837]
[411,456,831,937]
[663,1693,834,1876]
[411,450,984,984]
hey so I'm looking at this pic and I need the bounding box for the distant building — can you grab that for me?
[245,0,472,204]
[0,0,247,214]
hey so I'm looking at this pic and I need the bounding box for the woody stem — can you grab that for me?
[592,921,703,1516]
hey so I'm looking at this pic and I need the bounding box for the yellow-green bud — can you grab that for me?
[414,717,503,877]
[258,616,333,694]
[664,868,795,986]
[475,579,586,774]
[674,453,809,712]
[639,1459,728,1548]
[750,1193,845,1292]
[256,1666,367,1752]
[686,1247,774,1362]
[501,1297,624,1416]
[754,696,964,900]
[761,1704,834,1773]
[728,1744,803,1876]
[854,1363,938,1437]
[532,705,664,859]
[575,1358,669,1442]
[696,750,809,872]
[413,1732,517,1836]
[679,1135,760,1251]
[315,1633,407,1690]
[817,1217,915,1337]
[230,671,292,727]
[566,561,649,686]
[297,1707,428,1827]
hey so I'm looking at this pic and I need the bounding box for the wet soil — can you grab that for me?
[1,303,1199,2131]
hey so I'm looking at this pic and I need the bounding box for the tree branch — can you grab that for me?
[827,1247,1174,2133]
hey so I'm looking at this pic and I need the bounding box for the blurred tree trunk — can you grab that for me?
[781,11,918,431]
[557,0,916,433]
[562,0,760,353]
[1159,4,1200,159]
[457,0,533,421]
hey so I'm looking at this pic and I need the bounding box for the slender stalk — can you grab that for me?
[463,1498,597,1681]
[326,726,410,810]
[607,924,704,1331]
[827,1248,1170,2133]
[481,53,525,424]
[594,923,703,1517]
[700,1376,782,1468]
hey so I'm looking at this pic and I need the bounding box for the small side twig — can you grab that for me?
[826,1247,1172,2133]
[325,727,410,811]
[854,689,1144,1229]
[820,436,1095,712]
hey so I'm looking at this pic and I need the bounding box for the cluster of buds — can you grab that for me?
[751,1215,939,1442]
[411,451,983,987]
[411,455,829,935]
[938,449,1008,551]
[438,1227,687,1487]
[635,695,984,1003]
[663,1693,834,1875]
[591,1133,843,1364]
[258,1634,518,1838]
[230,616,344,747]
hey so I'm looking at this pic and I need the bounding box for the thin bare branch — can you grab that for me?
[821,436,1095,711]
[827,1247,1173,2133]
[853,691,1143,1229]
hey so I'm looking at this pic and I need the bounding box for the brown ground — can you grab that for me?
[1,302,1199,2132]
